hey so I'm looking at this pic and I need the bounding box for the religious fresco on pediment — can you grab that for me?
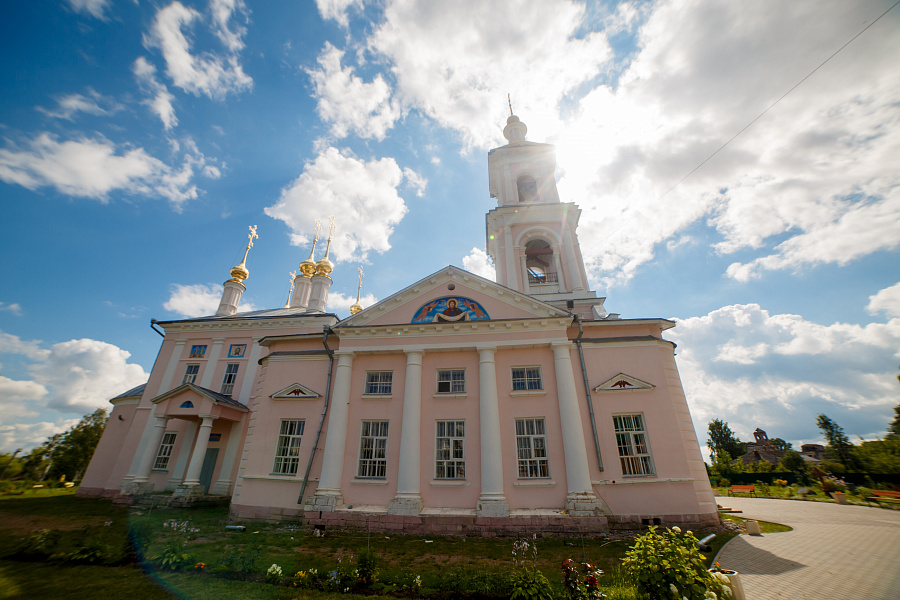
[411,296,490,323]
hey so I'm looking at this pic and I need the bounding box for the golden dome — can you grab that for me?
[316,256,334,277]
[349,301,363,315]
[299,257,316,277]
[230,263,249,283]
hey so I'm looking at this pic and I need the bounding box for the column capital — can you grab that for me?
[198,415,217,427]
[476,345,497,357]
[551,341,573,353]
[174,339,187,346]
[154,415,172,426]
[334,349,355,358]
[404,349,424,361]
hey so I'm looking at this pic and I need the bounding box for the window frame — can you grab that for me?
[153,432,177,471]
[357,420,389,479]
[364,371,393,395]
[182,364,199,385]
[515,417,550,478]
[271,419,305,476]
[436,369,466,394]
[511,366,543,391]
[434,420,466,480]
[613,413,655,477]
[220,363,239,396]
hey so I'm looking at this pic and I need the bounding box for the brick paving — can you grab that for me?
[713,497,900,600]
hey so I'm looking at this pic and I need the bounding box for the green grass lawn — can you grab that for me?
[1,491,740,599]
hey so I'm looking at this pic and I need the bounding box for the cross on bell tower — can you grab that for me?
[485,112,608,318]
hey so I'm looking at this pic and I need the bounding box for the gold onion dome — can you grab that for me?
[230,263,249,283]
[349,266,364,314]
[299,256,317,277]
[316,256,334,277]
[350,300,363,315]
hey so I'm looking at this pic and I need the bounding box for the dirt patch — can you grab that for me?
[0,512,110,536]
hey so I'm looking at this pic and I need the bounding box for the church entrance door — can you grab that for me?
[199,448,218,493]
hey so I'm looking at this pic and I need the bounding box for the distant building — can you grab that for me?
[735,428,786,467]
[800,444,825,463]
[79,114,718,534]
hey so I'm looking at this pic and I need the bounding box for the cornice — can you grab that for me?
[160,316,337,335]
[336,317,572,342]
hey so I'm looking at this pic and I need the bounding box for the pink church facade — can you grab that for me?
[79,115,718,534]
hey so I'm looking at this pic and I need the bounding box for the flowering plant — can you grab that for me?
[266,563,283,582]
[562,559,606,600]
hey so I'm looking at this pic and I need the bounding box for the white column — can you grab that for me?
[216,280,245,316]
[166,420,198,490]
[131,415,171,488]
[552,248,566,293]
[182,416,216,486]
[160,340,187,393]
[477,346,509,517]
[199,338,224,389]
[211,420,243,495]
[389,350,424,515]
[290,275,312,309]
[503,227,517,290]
[236,338,263,405]
[311,350,354,510]
[308,274,332,312]
[563,228,586,292]
[520,255,531,294]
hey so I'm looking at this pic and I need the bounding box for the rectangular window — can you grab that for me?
[189,344,207,358]
[512,367,542,391]
[515,418,549,478]
[436,369,465,393]
[364,371,392,395]
[435,420,465,479]
[153,432,177,470]
[182,364,199,384]
[220,363,239,396]
[272,419,305,475]
[613,414,654,476]
[357,421,389,478]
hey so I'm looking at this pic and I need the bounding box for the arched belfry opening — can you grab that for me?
[525,239,558,287]
[517,175,539,203]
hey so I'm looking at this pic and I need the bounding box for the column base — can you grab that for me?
[173,483,206,499]
[210,480,232,496]
[477,495,510,517]
[307,489,343,512]
[564,492,609,516]
[164,478,183,492]
[388,494,423,516]
[121,480,156,496]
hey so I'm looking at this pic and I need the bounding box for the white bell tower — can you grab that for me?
[485,112,608,318]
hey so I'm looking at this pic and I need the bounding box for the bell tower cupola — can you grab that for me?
[485,110,607,318]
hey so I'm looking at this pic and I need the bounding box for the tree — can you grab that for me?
[46,409,108,481]
[889,401,900,438]
[815,413,856,470]
[769,438,792,451]
[779,449,807,474]
[706,419,746,461]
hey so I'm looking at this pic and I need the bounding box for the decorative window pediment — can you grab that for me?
[594,373,655,393]
[271,383,321,400]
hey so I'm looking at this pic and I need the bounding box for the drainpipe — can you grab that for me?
[574,315,603,471]
[298,326,335,505]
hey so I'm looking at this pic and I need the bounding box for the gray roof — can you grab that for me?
[156,306,339,325]
[112,383,147,400]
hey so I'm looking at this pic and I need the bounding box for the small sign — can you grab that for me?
[228,344,247,358]
[209,433,221,442]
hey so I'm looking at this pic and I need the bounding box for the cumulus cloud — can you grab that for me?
[265,147,409,263]
[669,303,900,452]
[402,167,427,197]
[0,419,80,453]
[327,291,378,315]
[37,89,122,120]
[163,283,256,318]
[550,0,900,287]
[0,331,50,361]
[461,247,496,281]
[307,42,402,140]
[867,282,900,318]
[133,57,178,130]
[0,302,22,316]
[67,0,110,20]
[367,0,613,150]
[0,376,47,419]
[143,0,252,100]
[0,132,207,206]
[315,0,363,27]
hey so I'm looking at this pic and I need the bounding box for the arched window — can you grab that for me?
[517,176,538,203]
[525,239,557,285]
[179,400,194,409]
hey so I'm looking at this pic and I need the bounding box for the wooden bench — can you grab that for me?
[729,485,756,497]
[866,490,900,505]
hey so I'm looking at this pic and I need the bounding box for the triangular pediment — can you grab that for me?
[151,383,249,410]
[337,266,570,328]
[594,373,655,393]
[271,383,321,400]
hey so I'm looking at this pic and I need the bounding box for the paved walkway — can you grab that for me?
[713,497,900,600]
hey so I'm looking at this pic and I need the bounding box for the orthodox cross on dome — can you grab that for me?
[284,270,297,308]
[299,220,321,278]
[229,224,258,283]
[350,266,364,314]
[508,93,514,117]
[315,216,336,276]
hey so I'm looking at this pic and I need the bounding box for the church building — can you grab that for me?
[79,114,718,534]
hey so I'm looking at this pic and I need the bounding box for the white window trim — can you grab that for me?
[363,371,393,396]
[436,369,466,394]
[511,366,543,392]
[220,363,239,396]
[515,417,550,479]
[356,420,389,479]
[182,364,200,385]
[434,420,466,480]
[271,419,305,476]
[152,432,177,471]
[613,413,656,477]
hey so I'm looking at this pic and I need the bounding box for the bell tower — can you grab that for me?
[485,112,608,318]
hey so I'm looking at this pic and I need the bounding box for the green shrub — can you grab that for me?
[510,567,554,600]
[156,539,194,571]
[357,549,379,585]
[718,478,731,489]
[212,541,261,578]
[622,526,727,600]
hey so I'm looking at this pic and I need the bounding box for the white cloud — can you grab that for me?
[545,0,900,287]
[0,331,50,361]
[402,167,427,197]
[0,419,80,453]
[37,89,121,120]
[367,0,613,151]
[67,0,110,20]
[143,0,252,100]
[133,57,179,130]
[0,302,22,316]
[0,133,205,206]
[0,376,47,419]
[867,282,900,318]
[315,0,363,27]
[307,42,401,140]
[265,147,409,263]
[163,283,256,318]
[670,303,900,450]
[461,247,496,281]
[327,291,378,315]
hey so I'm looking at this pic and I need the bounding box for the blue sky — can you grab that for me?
[2,0,899,458]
